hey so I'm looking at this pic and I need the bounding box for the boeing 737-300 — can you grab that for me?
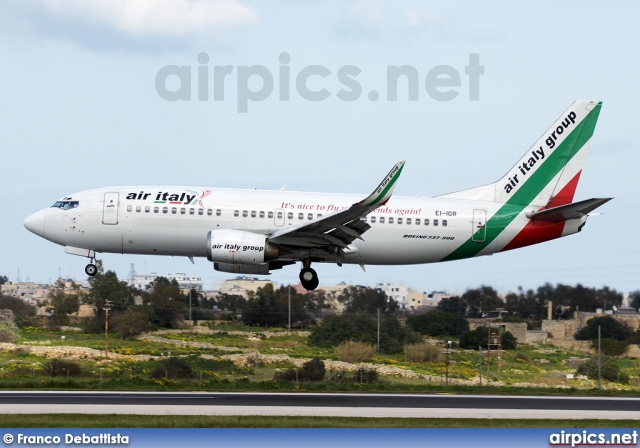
[24,100,611,290]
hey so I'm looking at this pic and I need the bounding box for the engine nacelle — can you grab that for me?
[206,229,283,265]
[214,262,270,275]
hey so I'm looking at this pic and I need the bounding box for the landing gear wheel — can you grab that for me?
[85,263,97,276]
[299,267,319,291]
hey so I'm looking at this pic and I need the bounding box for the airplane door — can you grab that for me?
[103,192,119,225]
[472,209,486,242]
[274,208,285,227]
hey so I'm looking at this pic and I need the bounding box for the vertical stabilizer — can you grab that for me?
[439,101,602,207]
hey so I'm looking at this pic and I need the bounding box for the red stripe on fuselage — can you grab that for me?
[501,171,582,252]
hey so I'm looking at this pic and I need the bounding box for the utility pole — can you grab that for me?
[598,325,601,390]
[104,300,112,359]
[288,286,291,331]
[479,346,482,386]
[377,308,380,354]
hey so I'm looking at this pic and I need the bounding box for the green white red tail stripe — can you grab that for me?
[441,101,603,262]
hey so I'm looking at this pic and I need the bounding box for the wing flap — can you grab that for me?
[526,197,612,222]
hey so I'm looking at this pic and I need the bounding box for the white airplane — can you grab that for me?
[24,100,611,290]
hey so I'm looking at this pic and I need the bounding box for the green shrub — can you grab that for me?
[576,356,629,384]
[354,368,378,384]
[592,339,630,357]
[300,358,325,381]
[335,341,376,362]
[149,357,193,379]
[43,359,83,377]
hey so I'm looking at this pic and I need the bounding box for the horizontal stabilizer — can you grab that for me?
[526,198,612,222]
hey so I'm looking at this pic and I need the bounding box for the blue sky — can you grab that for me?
[2,1,639,296]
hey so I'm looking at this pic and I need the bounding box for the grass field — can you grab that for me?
[1,415,638,428]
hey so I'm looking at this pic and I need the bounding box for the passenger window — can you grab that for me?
[163,207,168,214]
[443,219,448,227]
[269,211,274,219]
[136,205,141,212]
[154,206,159,213]
[379,217,385,224]
[180,208,186,215]
[216,209,221,216]
[242,210,248,218]
[198,209,204,216]
[434,219,439,226]
[388,217,394,224]
[362,217,367,223]
[189,208,195,215]
[415,218,420,225]
[145,206,150,213]
[317,213,322,218]
[397,217,403,224]
[259,211,265,218]
[276,211,283,219]
[234,210,239,217]
[127,205,132,212]
[307,213,313,220]
[287,212,293,220]
[370,216,376,223]
[171,207,177,214]
[406,218,412,225]
[207,209,213,216]
[424,219,430,226]
[251,211,256,218]
[298,213,303,220]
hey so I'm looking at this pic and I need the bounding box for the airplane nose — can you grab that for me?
[24,210,45,237]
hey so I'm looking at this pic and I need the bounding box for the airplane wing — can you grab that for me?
[526,197,612,222]
[269,161,405,249]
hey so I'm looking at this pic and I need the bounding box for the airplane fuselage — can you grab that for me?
[28,186,580,266]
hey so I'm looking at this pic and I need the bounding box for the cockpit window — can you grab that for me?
[51,201,79,210]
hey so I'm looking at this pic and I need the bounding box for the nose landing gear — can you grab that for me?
[85,259,97,277]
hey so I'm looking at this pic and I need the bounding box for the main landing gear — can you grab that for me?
[299,259,319,291]
[85,259,97,277]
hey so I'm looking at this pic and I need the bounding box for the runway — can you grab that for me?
[0,391,639,419]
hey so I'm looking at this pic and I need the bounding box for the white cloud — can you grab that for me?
[39,0,258,37]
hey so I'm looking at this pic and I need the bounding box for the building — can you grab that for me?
[130,273,202,292]
[217,276,274,298]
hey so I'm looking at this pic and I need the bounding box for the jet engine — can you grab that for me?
[206,229,286,265]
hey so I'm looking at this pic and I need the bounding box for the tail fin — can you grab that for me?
[439,101,602,207]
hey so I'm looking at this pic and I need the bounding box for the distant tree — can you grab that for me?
[338,286,397,315]
[0,309,19,343]
[241,284,315,327]
[406,310,468,337]
[629,290,640,310]
[458,326,517,350]
[0,275,8,285]
[0,295,36,327]
[112,307,152,339]
[574,316,633,341]
[436,296,466,316]
[142,277,186,329]
[308,312,420,354]
[504,287,546,320]
[461,286,504,318]
[215,293,247,315]
[82,264,135,332]
[46,279,85,326]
